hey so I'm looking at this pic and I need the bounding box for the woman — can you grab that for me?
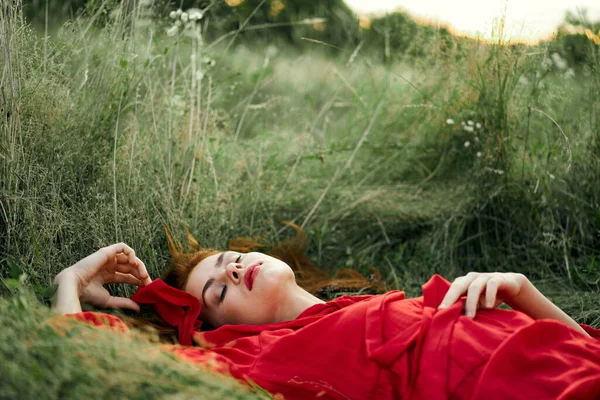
[53,234,600,400]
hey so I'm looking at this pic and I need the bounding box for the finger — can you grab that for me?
[115,253,130,264]
[108,272,144,286]
[104,296,141,312]
[98,243,135,265]
[114,251,150,285]
[135,258,152,286]
[111,263,146,281]
[465,276,488,317]
[439,274,477,309]
[485,277,500,308]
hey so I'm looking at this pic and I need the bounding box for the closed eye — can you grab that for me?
[236,254,242,263]
[219,285,227,303]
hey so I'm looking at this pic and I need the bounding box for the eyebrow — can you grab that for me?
[201,252,228,308]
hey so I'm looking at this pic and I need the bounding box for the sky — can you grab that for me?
[345,0,600,42]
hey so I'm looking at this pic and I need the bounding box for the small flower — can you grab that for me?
[564,68,575,79]
[463,125,474,133]
[464,141,471,148]
[475,122,482,129]
[166,25,179,36]
[518,76,529,85]
[551,53,568,71]
[446,118,455,125]
[266,44,279,58]
[188,8,203,21]
[169,10,177,19]
[181,12,188,22]
[175,20,182,27]
[461,121,466,126]
[476,151,482,157]
[176,8,182,16]
[467,120,474,126]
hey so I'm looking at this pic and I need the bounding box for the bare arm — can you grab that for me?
[507,276,588,336]
[438,272,590,337]
[52,243,151,315]
[53,270,83,314]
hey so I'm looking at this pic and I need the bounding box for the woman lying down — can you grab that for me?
[52,230,600,400]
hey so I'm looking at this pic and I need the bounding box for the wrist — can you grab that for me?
[505,273,533,311]
[54,269,82,297]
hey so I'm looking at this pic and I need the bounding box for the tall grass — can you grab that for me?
[1,0,599,396]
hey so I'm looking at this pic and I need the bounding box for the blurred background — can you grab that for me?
[1,0,600,395]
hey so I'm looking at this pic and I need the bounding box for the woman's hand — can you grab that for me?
[437,272,528,318]
[54,243,152,312]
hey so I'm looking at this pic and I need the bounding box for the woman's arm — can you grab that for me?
[52,243,151,315]
[438,272,590,337]
[507,277,588,336]
[53,270,83,314]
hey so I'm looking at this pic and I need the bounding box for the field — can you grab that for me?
[1,1,599,397]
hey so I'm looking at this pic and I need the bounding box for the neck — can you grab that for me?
[275,283,325,323]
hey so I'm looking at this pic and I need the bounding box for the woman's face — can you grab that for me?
[184,251,295,327]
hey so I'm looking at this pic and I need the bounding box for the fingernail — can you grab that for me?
[438,304,446,309]
[466,311,474,317]
[486,301,492,308]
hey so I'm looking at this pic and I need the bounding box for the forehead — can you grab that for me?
[184,252,223,300]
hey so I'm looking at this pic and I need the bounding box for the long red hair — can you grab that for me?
[128,223,385,343]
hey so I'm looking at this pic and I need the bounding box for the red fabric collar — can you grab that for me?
[131,279,202,346]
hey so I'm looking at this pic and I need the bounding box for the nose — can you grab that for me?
[225,262,244,284]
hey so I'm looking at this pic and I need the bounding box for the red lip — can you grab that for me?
[244,263,261,291]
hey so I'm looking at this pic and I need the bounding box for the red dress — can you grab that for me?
[67,275,600,399]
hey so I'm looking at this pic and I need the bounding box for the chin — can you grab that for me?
[258,262,294,288]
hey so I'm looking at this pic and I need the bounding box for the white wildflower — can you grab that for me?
[181,12,188,22]
[196,70,205,81]
[475,122,482,129]
[463,125,474,133]
[176,8,182,16]
[202,57,216,67]
[476,151,482,158]
[467,120,474,126]
[169,10,177,19]
[446,118,455,125]
[166,25,179,36]
[266,44,279,58]
[464,141,471,148]
[564,68,575,79]
[474,136,479,142]
[187,8,203,21]
[551,53,568,71]
[461,121,466,126]
[538,81,545,89]
[175,20,182,27]
[518,76,529,85]
[535,71,542,79]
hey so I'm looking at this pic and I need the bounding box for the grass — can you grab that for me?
[1,0,599,397]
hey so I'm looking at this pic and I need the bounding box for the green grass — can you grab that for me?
[1,0,599,397]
